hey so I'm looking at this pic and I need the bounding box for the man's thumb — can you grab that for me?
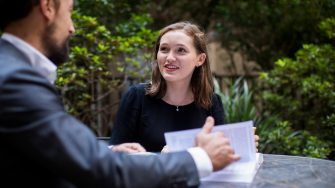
[200,116,214,134]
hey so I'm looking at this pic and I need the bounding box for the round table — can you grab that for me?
[200,154,335,188]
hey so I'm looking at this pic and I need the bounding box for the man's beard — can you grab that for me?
[42,23,70,66]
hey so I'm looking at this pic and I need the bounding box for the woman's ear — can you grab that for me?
[197,53,206,66]
[39,0,56,21]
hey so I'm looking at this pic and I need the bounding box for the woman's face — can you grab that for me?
[157,30,205,84]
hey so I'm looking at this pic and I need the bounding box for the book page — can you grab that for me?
[165,121,256,161]
[164,121,261,183]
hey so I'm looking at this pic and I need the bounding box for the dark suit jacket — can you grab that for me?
[0,38,200,188]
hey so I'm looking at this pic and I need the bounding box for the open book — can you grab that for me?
[164,121,263,183]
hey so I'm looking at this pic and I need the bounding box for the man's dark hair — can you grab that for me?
[0,0,60,30]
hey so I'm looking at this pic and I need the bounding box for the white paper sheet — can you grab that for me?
[164,121,263,183]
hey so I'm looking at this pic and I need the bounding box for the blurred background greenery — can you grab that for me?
[31,0,335,159]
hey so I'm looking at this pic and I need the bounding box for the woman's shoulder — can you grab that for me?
[127,83,148,91]
[125,83,150,97]
[119,83,149,107]
[212,93,223,104]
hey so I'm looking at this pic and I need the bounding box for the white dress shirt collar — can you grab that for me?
[1,33,57,84]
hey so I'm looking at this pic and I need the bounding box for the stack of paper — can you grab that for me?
[164,121,263,183]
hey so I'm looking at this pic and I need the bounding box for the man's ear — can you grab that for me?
[39,0,56,21]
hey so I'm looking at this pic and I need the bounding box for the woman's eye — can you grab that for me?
[160,47,169,52]
[177,48,187,53]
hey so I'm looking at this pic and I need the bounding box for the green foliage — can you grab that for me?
[213,0,335,69]
[75,0,157,81]
[56,12,116,136]
[75,0,150,33]
[319,17,335,39]
[258,117,331,159]
[214,77,258,124]
[147,0,335,70]
[214,76,332,159]
[259,44,335,134]
[55,10,156,136]
[258,18,335,159]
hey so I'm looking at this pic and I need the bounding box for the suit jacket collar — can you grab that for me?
[1,33,57,84]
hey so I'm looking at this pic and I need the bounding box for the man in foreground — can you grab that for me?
[0,0,240,187]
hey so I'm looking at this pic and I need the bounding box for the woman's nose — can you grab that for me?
[166,51,176,62]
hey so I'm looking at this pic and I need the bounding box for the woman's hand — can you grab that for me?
[110,143,146,153]
[253,127,260,152]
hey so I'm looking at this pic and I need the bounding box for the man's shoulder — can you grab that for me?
[0,39,31,75]
[0,54,47,90]
[0,55,32,82]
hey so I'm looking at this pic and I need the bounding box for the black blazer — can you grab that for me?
[0,39,200,188]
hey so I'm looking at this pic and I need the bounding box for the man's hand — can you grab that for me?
[110,143,146,153]
[195,117,240,171]
[161,145,170,153]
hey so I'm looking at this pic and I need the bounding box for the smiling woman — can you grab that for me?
[110,21,225,152]
[157,30,206,85]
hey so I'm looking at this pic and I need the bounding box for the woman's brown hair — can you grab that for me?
[146,21,214,110]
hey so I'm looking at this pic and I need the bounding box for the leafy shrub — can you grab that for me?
[55,11,156,136]
[257,18,335,159]
[258,117,331,159]
[214,73,332,159]
[214,77,258,124]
